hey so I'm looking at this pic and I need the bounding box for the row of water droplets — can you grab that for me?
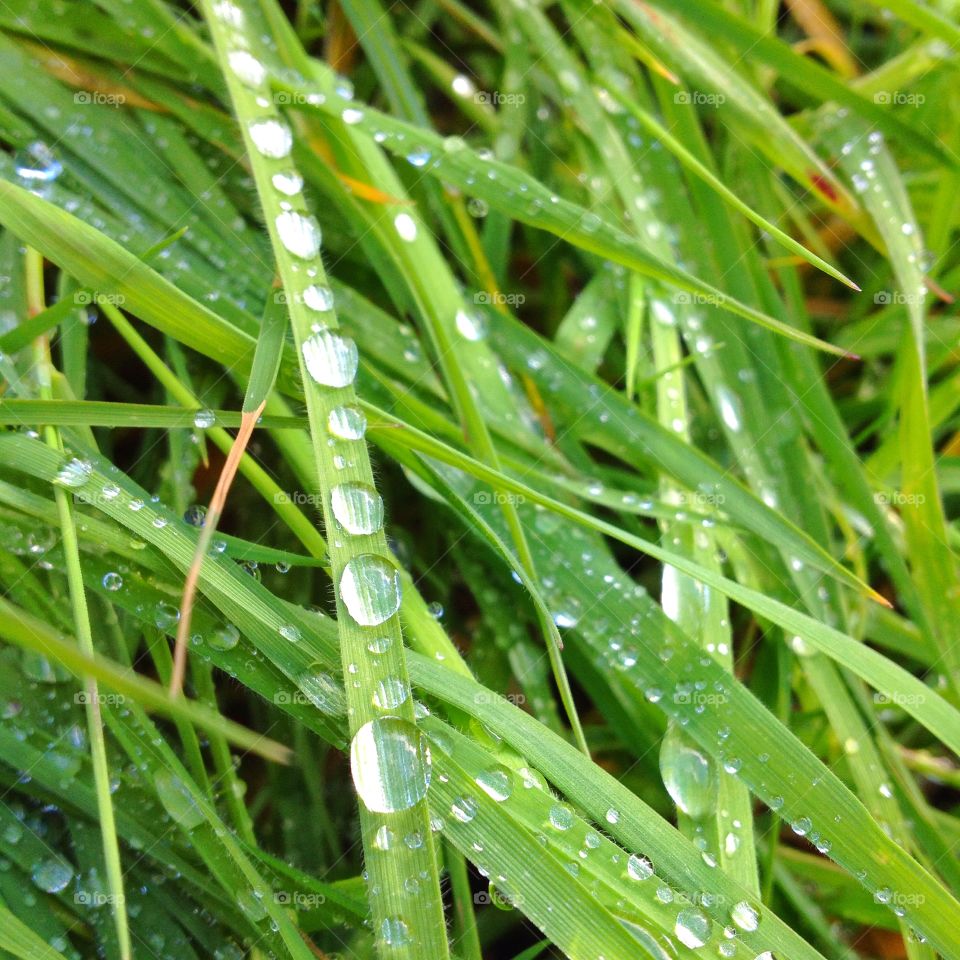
[209,13,434,952]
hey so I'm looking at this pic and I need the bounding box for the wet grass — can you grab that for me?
[0,1,958,959]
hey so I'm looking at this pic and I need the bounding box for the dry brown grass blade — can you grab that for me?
[169,401,266,697]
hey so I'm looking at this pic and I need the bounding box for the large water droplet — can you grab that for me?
[350,717,431,813]
[14,142,62,186]
[209,623,240,651]
[476,767,512,802]
[674,909,710,949]
[328,404,367,440]
[331,482,384,535]
[394,212,418,242]
[303,284,334,312]
[101,571,123,592]
[659,723,716,819]
[455,308,487,341]
[339,554,401,625]
[731,901,759,932]
[155,771,204,829]
[227,49,266,87]
[248,119,293,158]
[301,329,358,387]
[272,170,303,196]
[31,858,73,893]
[379,916,412,947]
[55,458,92,488]
[275,211,321,259]
[373,676,409,710]
[627,854,654,881]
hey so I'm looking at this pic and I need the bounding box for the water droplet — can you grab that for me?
[451,796,478,822]
[213,0,244,26]
[155,771,204,829]
[248,119,293,158]
[659,723,716,819]
[476,767,512,802]
[227,50,266,87]
[193,409,216,428]
[299,670,346,714]
[208,623,240,651]
[154,602,181,631]
[271,170,303,196]
[349,717,431,813]
[275,211,321,259]
[406,146,432,167]
[380,916,411,947]
[14,142,62,185]
[331,482,384,535]
[301,329,357,388]
[394,212,418,242]
[455,308,487,341]
[627,854,654,880]
[548,803,574,830]
[279,623,301,642]
[367,636,393,654]
[101,571,123,592]
[339,554,401,625]
[674,909,710,949]
[328,404,367,440]
[183,504,207,527]
[373,676,409,710]
[341,107,364,125]
[303,284,334,312]
[55,458,92,488]
[715,385,742,432]
[731,901,759,932]
[31,859,73,893]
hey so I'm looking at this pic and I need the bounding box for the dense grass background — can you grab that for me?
[0,1,958,958]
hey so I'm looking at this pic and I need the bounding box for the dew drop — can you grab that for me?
[627,854,654,880]
[350,717,431,813]
[301,329,358,387]
[248,119,293,158]
[55,458,92,488]
[14,142,62,185]
[31,859,73,893]
[731,901,759,932]
[455,308,487,341]
[101,572,123,592]
[328,404,367,440]
[339,554,401,625]
[275,211,321,259]
[193,409,216,428]
[209,623,240,651]
[476,767,512,802]
[659,723,716,819]
[451,796,479,822]
[303,284,334,312]
[373,677,409,710]
[227,50,266,87]
[548,803,574,830]
[674,909,710,949]
[271,170,303,196]
[331,482,384,535]
[394,212,418,242]
[155,771,204,829]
